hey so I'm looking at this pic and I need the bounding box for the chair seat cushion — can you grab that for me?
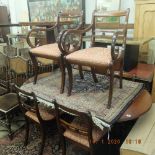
[30,43,61,60]
[63,117,105,148]
[37,57,54,65]
[0,86,7,95]
[66,47,112,67]
[0,93,18,113]
[25,108,55,123]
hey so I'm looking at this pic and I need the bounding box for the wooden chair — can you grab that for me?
[0,80,18,139]
[60,9,130,108]
[27,11,84,94]
[54,100,106,155]
[14,85,56,155]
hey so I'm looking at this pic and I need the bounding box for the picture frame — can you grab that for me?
[27,0,85,22]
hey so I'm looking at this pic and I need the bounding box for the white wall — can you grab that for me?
[8,0,135,24]
[8,0,135,32]
[85,0,135,24]
[8,0,29,33]
[120,0,135,23]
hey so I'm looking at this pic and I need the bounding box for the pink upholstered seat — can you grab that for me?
[66,47,112,67]
[30,43,61,60]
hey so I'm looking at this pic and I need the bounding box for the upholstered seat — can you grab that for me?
[30,43,61,60]
[0,92,19,139]
[37,57,54,65]
[0,93,18,112]
[64,117,104,147]
[25,108,55,124]
[66,47,112,67]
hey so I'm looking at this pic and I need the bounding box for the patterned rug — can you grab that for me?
[0,124,88,155]
[21,70,143,127]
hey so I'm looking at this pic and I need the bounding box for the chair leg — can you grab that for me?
[29,52,38,84]
[91,67,98,83]
[24,117,29,146]
[120,67,123,89]
[90,146,94,155]
[5,114,12,140]
[107,67,114,109]
[39,126,46,155]
[62,137,66,155]
[78,65,84,79]
[66,62,73,96]
[60,56,66,94]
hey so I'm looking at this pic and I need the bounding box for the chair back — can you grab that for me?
[9,56,28,75]
[18,48,30,60]
[56,11,84,38]
[0,52,8,68]
[54,100,94,147]
[91,9,130,51]
[0,52,9,81]
[3,45,17,58]
[14,85,43,122]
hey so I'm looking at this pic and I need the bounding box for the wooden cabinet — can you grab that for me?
[134,0,155,39]
[134,1,155,101]
[134,0,155,62]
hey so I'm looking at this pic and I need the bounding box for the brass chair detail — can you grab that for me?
[14,85,56,155]
[54,100,106,155]
[27,11,84,94]
[61,9,130,108]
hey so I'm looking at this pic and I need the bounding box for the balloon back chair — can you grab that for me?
[60,9,130,109]
[27,11,84,94]
[54,100,105,155]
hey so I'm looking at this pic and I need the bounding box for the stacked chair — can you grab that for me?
[59,9,130,108]
[2,45,31,86]
[27,11,84,93]
[14,85,56,155]
[54,100,106,155]
[10,9,130,155]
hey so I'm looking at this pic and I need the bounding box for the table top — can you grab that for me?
[123,63,154,82]
[19,21,73,27]
[25,72,152,123]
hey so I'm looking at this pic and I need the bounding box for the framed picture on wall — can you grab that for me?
[96,0,120,11]
[27,0,85,22]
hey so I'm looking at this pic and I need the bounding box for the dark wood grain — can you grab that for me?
[119,89,152,122]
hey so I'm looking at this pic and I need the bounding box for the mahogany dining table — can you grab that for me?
[25,72,152,123]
